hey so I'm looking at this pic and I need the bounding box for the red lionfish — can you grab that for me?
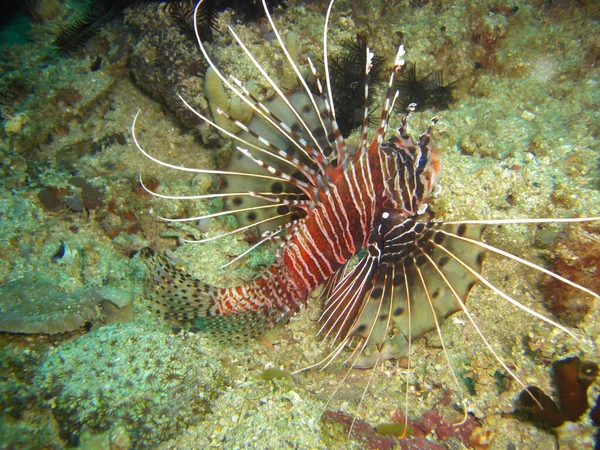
[133,0,600,431]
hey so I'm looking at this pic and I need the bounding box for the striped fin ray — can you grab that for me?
[260,0,334,162]
[227,23,334,165]
[318,250,379,344]
[322,221,486,369]
[192,1,333,168]
[316,216,598,400]
[142,0,344,239]
[134,90,328,252]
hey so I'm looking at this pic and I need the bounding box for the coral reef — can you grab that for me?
[0,182,137,335]
[0,272,134,334]
[165,0,287,42]
[36,322,227,448]
[0,0,598,448]
[53,0,288,56]
[127,4,212,132]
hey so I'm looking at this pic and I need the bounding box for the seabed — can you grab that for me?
[0,0,599,449]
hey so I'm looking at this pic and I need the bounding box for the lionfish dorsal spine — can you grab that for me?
[192,20,327,182]
[226,25,332,164]
[357,45,376,157]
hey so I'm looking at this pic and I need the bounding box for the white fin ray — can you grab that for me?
[191,1,321,168]
[420,251,534,396]
[433,235,580,342]
[178,95,318,188]
[260,0,333,160]
[133,110,305,189]
[413,256,467,418]
[219,227,286,269]
[139,173,296,201]
[181,211,297,244]
[440,228,600,300]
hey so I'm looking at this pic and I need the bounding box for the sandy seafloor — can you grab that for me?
[0,0,599,448]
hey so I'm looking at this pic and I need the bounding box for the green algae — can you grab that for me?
[260,367,292,381]
[375,422,409,437]
[36,322,227,448]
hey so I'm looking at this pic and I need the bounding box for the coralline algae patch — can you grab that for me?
[157,364,328,449]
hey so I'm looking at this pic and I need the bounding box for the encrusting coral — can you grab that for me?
[36,322,228,448]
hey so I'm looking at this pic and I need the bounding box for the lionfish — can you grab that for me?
[133,0,599,432]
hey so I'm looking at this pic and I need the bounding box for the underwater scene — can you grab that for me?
[0,0,599,448]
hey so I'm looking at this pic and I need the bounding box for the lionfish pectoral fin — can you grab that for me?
[331,222,487,369]
[408,223,487,328]
[221,90,333,235]
[390,223,486,341]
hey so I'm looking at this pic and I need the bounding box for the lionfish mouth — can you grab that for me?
[133,0,600,442]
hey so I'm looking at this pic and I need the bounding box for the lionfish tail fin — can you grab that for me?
[140,247,282,343]
[194,311,273,343]
[140,247,218,320]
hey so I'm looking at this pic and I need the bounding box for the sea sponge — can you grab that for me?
[516,357,599,428]
[36,322,227,448]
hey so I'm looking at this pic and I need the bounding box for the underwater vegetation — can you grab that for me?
[322,403,480,450]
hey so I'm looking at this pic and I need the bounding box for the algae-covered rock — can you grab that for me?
[37,322,227,448]
[0,273,135,335]
[0,274,101,334]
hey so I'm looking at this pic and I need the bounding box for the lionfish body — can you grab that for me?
[141,83,451,356]
[135,0,599,412]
